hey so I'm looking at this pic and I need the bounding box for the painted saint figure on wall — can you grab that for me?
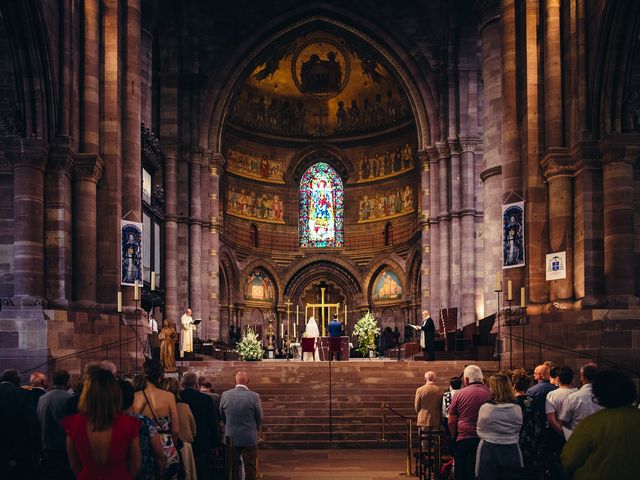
[245,270,275,302]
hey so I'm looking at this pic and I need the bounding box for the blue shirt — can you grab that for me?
[526,380,557,400]
[328,320,342,337]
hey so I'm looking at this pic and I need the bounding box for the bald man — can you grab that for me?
[220,371,263,480]
[415,371,443,429]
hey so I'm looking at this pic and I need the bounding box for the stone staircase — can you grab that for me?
[179,359,498,448]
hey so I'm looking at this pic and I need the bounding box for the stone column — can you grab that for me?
[460,139,478,325]
[97,0,122,306]
[81,0,100,153]
[163,145,178,321]
[189,148,203,320]
[200,158,211,332]
[122,0,142,306]
[500,0,524,296]
[427,147,440,314]
[207,153,223,340]
[45,145,74,307]
[5,141,48,302]
[601,140,636,303]
[73,154,104,306]
[477,0,503,317]
[418,150,431,315]
[449,139,461,317]
[437,142,450,312]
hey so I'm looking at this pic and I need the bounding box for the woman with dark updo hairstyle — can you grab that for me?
[133,358,180,479]
[61,368,141,479]
[562,369,640,479]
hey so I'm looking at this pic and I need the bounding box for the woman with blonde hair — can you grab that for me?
[475,373,524,479]
[61,368,141,479]
[164,377,198,480]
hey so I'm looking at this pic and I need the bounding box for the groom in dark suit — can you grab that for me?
[220,371,262,480]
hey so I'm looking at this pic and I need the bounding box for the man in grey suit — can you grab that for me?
[220,371,262,480]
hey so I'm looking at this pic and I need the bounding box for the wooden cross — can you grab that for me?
[306,287,340,336]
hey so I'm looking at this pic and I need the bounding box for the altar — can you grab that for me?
[317,336,350,361]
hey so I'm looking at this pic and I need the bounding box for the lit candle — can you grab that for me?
[117,291,122,312]
[151,271,155,291]
[520,287,525,308]
[344,306,347,326]
[280,322,284,338]
[134,281,140,300]
[495,271,501,291]
[293,322,297,338]
[507,280,513,301]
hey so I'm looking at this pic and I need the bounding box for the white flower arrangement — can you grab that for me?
[236,327,264,361]
[353,311,381,357]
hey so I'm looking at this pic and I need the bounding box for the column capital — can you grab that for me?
[600,134,640,165]
[3,138,49,172]
[460,136,480,153]
[417,149,431,170]
[541,147,575,179]
[480,165,502,183]
[435,141,450,159]
[188,146,206,165]
[570,140,602,172]
[210,152,225,175]
[160,143,178,159]
[48,142,76,177]
[75,153,105,183]
[446,138,462,155]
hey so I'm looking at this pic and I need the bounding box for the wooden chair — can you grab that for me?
[301,337,315,361]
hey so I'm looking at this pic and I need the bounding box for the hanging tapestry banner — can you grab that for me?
[121,220,143,286]
[502,201,525,269]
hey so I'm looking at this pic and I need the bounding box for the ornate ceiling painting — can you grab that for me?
[228,30,411,137]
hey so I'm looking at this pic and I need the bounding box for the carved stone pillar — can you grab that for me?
[207,153,224,340]
[427,147,440,314]
[163,145,179,321]
[200,159,211,333]
[189,148,203,320]
[74,154,104,306]
[418,149,431,315]
[601,139,637,303]
[460,139,478,325]
[81,0,100,154]
[542,150,574,301]
[448,139,461,316]
[437,143,451,312]
[45,143,74,307]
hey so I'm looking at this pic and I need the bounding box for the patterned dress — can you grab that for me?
[154,415,180,480]
[129,413,159,480]
[516,394,544,475]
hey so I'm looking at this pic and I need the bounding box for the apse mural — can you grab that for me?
[226,146,285,184]
[357,143,414,182]
[299,162,344,247]
[227,187,285,224]
[358,186,414,223]
[244,270,275,303]
[373,268,403,303]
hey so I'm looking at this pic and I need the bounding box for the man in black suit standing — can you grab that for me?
[420,310,436,361]
[0,369,40,479]
[181,371,219,480]
[220,371,262,480]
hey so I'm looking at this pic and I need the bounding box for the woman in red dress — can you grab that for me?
[62,367,141,479]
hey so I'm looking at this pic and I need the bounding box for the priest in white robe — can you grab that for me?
[180,307,196,357]
[304,316,320,361]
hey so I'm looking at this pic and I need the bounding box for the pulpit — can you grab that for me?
[318,336,350,361]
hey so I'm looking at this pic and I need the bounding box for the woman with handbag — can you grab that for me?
[164,377,197,480]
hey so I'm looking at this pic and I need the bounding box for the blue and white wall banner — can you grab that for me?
[121,220,143,286]
[545,251,567,281]
[502,201,525,269]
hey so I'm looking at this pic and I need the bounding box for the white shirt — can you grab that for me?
[545,387,578,415]
[477,403,523,444]
[558,383,602,430]
[149,317,158,333]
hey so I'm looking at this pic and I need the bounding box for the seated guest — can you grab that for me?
[415,371,443,430]
[559,363,601,431]
[165,377,198,480]
[448,365,491,480]
[29,371,48,406]
[61,368,141,479]
[476,373,523,479]
[37,370,73,480]
[0,369,40,479]
[120,380,165,480]
[562,369,640,479]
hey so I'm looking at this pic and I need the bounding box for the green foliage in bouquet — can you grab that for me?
[353,311,381,356]
[236,327,263,361]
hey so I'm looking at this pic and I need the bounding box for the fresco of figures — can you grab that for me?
[358,185,414,223]
[357,143,414,182]
[227,187,285,224]
[227,146,285,184]
[372,268,403,303]
[244,270,275,302]
[229,89,410,137]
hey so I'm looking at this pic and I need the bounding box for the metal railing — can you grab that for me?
[380,402,413,477]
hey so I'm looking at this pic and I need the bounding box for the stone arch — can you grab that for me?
[406,245,422,304]
[288,144,355,184]
[239,258,283,305]
[363,256,408,304]
[200,6,439,152]
[219,246,240,305]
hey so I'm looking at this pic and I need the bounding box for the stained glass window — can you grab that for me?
[299,162,344,247]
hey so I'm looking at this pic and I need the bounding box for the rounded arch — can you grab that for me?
[283,257,363,304]
[239,258,283,305]
[288,144,355,183]
[200,6,439,152]
[363,257,408,304]
[219,245,240,305]
[405,245,422,304]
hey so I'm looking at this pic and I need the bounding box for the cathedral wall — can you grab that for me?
[0,174,13,299]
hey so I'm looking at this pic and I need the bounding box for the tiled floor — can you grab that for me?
[258,448,413,479]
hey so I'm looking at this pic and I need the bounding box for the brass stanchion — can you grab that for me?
[406,419,412,477]
[381,403,386,441]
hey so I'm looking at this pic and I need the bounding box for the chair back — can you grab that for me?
[301,337,315,353]
[329,337,342,353]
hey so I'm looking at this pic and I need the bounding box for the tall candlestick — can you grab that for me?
[495,271,501,291]
[507,280,513,301]
[280,322,284,338]
[293,322,297,338]
[151,271,155,291]
[117,292,122,312]
[134,281,140,300]
[344,305,347,326]
[520,287,525,308]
